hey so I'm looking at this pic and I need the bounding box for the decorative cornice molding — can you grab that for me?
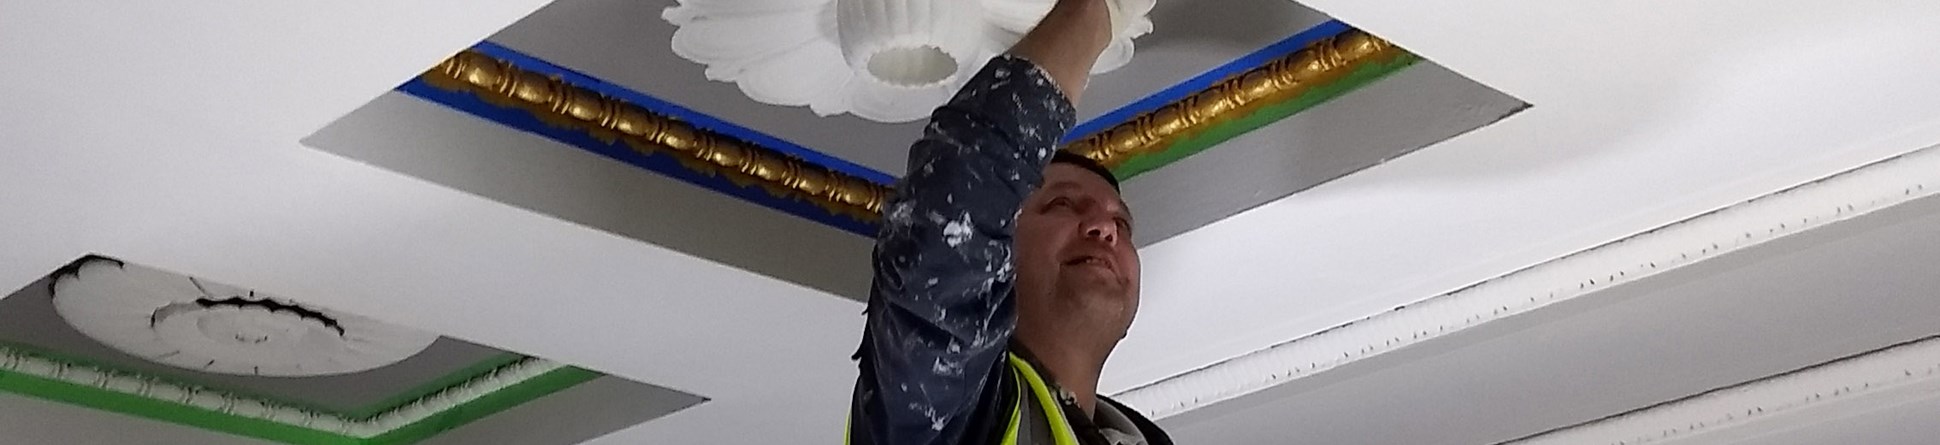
[420,50,892,221]
[1114,140,1940,419]
[1064,29,1410,172]
[0,344,592,444]
[409,26,1405,227]
[1503,335,1940,445]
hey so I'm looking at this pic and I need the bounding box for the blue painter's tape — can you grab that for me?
[1063,20,1353,143]
[397,77,880,236]
[465,41,899,186]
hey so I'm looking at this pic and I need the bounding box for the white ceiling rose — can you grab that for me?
[665,0,1154,123]
[51,259,438,377]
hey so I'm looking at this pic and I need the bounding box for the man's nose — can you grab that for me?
[1082,217,1118,245]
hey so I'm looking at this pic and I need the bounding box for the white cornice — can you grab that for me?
[1114,141,1940,419]
[1502,335,1940,445]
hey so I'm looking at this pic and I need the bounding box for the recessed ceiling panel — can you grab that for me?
[310,0,1524,302]
[0,255,703,445]
[305,91,880,300]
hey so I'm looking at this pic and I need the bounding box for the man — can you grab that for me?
[848,0,1171,444]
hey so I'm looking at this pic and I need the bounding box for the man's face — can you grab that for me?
[1014,163,1142,340]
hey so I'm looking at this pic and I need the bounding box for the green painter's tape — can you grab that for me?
[0,365,600,445]
[0,340,530,420]
[365,367,602,445]
[1112,53,1423,179]
[0,340,341,416]
[346,353,526,420]
[0,368,360,445]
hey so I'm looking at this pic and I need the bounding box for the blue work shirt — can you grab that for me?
[848,55,1172,445]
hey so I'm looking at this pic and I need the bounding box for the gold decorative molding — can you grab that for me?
[421,51,892,221]
[416,29,1401,222]
[1063,30,1408,168]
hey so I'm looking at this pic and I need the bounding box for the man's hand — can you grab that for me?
[1009,0,1116,106]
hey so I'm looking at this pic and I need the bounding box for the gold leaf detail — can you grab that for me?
[1066,30,1408,169]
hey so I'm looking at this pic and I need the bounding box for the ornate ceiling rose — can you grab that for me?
[51,259,438,377]
[665,0,1154,123]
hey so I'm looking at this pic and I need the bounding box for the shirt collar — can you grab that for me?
[1093,399,1149,445]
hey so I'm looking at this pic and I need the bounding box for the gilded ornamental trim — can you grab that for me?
[421,51,893,220]
[1064,29,1408,169]
[416,28,1404,222]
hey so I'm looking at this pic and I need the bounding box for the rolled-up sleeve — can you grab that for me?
[850,55,1078,445]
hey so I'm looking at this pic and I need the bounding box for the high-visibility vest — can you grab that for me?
[847,353,1082,445]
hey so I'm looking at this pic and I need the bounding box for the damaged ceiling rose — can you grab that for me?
[50,259,438,377]
[665,0,1154,123]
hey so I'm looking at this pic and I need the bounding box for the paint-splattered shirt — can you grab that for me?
[848,55,1170,445]
[848,54,1073,445]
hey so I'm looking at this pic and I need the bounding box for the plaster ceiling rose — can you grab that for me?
[665,0,1154,123]
[50,259,438,377]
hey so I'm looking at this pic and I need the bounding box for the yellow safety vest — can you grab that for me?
[847,353,1082,445]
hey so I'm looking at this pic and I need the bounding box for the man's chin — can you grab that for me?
[1058,282,1131,306]
[1061,289,1138,335]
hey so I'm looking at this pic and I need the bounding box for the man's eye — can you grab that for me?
[1047,197,1072,208]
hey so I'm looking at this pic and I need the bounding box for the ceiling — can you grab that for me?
[1737,395,1940,445]
[300,0,1521,300]
[480,0,1430,172]
[1161,146,1940,443]
[0,376,695,445]
[5,0,1940,444]
[0,393,273,445]
[306,61,1519,299]
[0,272,506,414]
[0,256,698,444]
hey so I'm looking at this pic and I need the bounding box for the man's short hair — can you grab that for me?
[1051,151,1120,191]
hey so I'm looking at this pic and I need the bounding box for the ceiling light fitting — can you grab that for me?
[665,0,1154,123]
[51,260,438,377]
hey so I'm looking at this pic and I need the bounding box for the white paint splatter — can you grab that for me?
[932,358,962,376]
[942,213,974,247]
[888,201,914,224]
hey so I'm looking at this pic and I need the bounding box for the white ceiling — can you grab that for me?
[1100,0,1940,396]
[1739,396,1940,445]
[0,393,272,445]
[303,63,1519,300]
[6,0,1940,444]
[1163,163,1940,444]
[306,91,881,298]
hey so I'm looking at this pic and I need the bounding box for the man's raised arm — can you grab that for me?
[851,1,1116,444]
